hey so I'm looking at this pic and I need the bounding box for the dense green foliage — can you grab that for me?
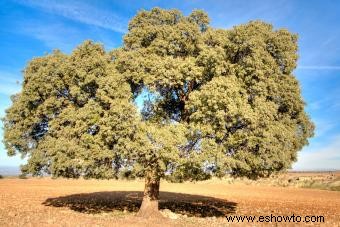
[3,8,314,180]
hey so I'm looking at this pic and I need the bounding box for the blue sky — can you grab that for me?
[0,0,339,170]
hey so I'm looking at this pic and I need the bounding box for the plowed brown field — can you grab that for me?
[0,178,339,226]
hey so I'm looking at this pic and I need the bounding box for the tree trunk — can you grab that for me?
[136,171,164,219]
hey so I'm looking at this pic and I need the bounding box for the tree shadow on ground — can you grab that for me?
[43,191,237,217]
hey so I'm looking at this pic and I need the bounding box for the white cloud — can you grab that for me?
[16,0,127,33]
[293,135,340,170]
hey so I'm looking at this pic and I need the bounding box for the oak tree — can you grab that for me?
[3,8,314,218]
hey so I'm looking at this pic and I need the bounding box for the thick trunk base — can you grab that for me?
[136,171,164,219]
[136,197,164,219]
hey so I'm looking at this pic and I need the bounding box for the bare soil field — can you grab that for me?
[0,176,339,226]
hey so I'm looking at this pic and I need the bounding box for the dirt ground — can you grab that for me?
[0,177,339,226]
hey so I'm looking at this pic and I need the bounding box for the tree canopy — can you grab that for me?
[3,7,314,217]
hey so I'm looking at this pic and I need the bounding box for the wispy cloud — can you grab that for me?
[306,87,340,111]
[0,71,22,96]
[298,65,340,70]
[19,21,82,51]
[16,20,119,52]
[293,135,340,170]
[16,0,127,33]
[313,118,335,138]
